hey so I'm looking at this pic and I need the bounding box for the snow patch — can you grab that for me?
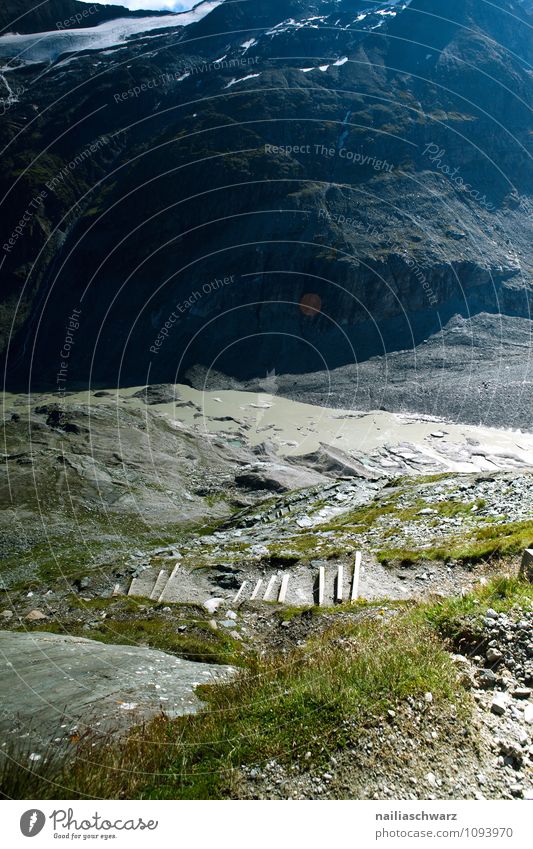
[224,73,261,88]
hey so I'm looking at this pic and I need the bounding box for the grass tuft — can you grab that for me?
[0,610,460,800]
[378,520,533,566]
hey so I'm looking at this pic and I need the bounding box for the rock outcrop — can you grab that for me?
[0,0,531,390]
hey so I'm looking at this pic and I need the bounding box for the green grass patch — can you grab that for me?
[378,519,533,566]
[436,498,486,518]
[419,576,533,644]
[387,473,453,488]
[316,495,484,538]
[1,610,462,799]
[267,533,351,561]
[278,598,404,622]
[18,598,245,666]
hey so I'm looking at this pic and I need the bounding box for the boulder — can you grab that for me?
[519,549,533,583]
[490,692,508,716]
[0,630,235,752]
[203,597,224,614]
[477,669,498,689]
[486,647,504,664]
[25,609,47,621]
[235,462,326,492]
[131,384,180,405]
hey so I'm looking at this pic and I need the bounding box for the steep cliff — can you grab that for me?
[0,0,531,389]
[0,0,148,34]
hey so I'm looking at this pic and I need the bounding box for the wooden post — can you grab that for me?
[233,581,247,603]
[278,573,290,603]
[336,564,344,603]
[158,562,180,602]
[263,574,277,601]
[250,579,263,600]
[351,551,362,601]
[151,569,169,600]
[318,565,325,606]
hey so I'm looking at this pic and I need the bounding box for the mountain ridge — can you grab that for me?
[0,0,530,401]
[0,0,165,35]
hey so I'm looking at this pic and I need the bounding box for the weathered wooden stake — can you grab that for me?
[278,573,290,603]
[351,550,362,601]
[336,564,344,603]
[263,574,277,601]
[233,581,248,603]
[520,549,533,583]
[151,569,169,600]
[318,565,325,606]
[250,579,263,600]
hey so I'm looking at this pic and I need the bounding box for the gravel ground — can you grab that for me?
[229,314,533,432]
[235,607,533,800]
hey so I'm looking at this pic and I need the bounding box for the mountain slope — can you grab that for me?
[0,0,153,34]
[0,0,531,411]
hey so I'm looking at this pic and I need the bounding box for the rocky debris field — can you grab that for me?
[2,389,533,799]
[122,468,533,606]
[236,606,533,800]
[215,314,533,433]
[467,609,533,798]
[3,464,533,643]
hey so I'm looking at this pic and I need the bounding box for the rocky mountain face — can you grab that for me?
[0,0,147,34]
[0,0,531,396]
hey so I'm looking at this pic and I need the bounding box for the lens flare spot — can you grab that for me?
[299,293,322,316]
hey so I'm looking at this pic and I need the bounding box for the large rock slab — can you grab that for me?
[293,444,384,480]
[235,462,327,492]
[0,631,233,755]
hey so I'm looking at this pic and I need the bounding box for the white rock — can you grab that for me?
[203,597,224,614]
[424,692,433,703]
[297,517,313,528]
[524,704,533,724]
[491,692,509,716]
